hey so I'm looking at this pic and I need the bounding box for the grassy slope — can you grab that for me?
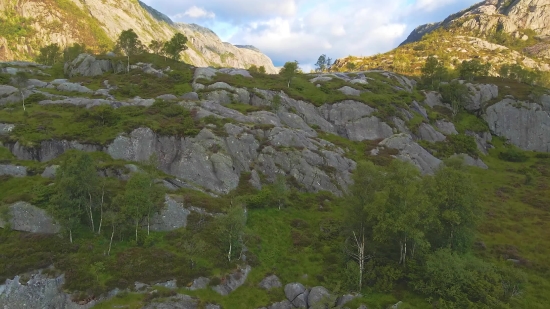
[1,57,549,308]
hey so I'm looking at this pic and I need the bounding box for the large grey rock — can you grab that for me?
[39,98,126,109]
[411,101,428,119]
[206,90,233,105]
[309,76,333,83]
[259,275,282,290]
[308,286,333,308]
[193,67,218,81]
[8,140,101,162]
[0,274,97,309]
[343,117,394,141]
[208,82,235,91]
[266,300,293,309]
[181,92,199,101]
[338,86,361,96]
[188,277,210,291]
[424,91,444,108]
[336,294,360,307]
[284,283,308,308]
[56,82,93,94]
[0,85,18,97]
[485,98,550,152]
[0,123,15,135]
[218,68,252,78]
[465,83,498,111]
[379,134,442,174]
[417,123,446,142]
[465,130,493,155]
[149,196,191,232]
[435,120,458,135]
[0,164,27,177]
[64,53,124,77]
[0,202,60,233]
[41,165,59,178]
[142,294,198,309]
[319,100,375,125]
[26,79,48,88]
[212,265,251,295]
[157,94,179,101]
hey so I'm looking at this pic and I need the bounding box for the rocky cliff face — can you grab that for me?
[402,0,550,45]
[0,0,276,72]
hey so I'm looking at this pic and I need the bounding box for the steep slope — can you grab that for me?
[401,0,550,46]
[333,0,550,78]
[1,56,550,308]
[0,0,276,72]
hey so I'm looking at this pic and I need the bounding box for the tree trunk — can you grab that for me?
[135,220,138,243]
[127,55,130,73]
[21,90,25,111]
[88,193,94,232]
[98,185,105,234]
[108,224,115,256]
[69,229,73,244]
[147,215,150,236]
[227,230,233,262]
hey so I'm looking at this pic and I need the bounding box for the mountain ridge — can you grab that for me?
[0,0,277,73]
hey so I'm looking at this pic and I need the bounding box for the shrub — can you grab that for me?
[498,147,528,162]
[0,73,10,85]
[412,249,525,307]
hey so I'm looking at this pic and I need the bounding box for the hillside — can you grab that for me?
[0,0,277,72]
[1,51,550,308]
[333,0,550,80]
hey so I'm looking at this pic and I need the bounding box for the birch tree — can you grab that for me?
[280,61,299,88]
[215,205,247,263]
[368,160,434,266]
[50,151,98,242]
[122,172,154,243]
[426,162,480,252]
[344,161,382,291]
[116,29,144,73]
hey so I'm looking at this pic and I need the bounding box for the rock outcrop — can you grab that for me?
[0,273,96,309]
[0,202,60,234]
[212,265,251,295]
[378,134,442,174]
[485,98,550,152]
[402,0,550,45]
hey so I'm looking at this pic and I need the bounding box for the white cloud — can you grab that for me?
[145,0,481,67]
[172,6,215,19]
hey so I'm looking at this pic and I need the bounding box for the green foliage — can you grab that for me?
[116,29,145,72]
[63,43,88,62]
[499,64,541,85]
[421,55,448,89]
[420,134,478,158]
[0,73,10,85]
[498,147,529,162]
[459,59,491,82]
[163,33,188,61]
[0,14,34,41]
[412,249,526,308]
[426,164,481,252]
[315,54,327,72]
[50,151,98,242]
[36,43,62,65]
[280,61,300,88]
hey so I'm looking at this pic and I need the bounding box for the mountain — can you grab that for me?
[333,0,550,77]
[0,0,277,72]
[401,0,550,46]
[1,51,549,308]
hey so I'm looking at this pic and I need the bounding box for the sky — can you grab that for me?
[141,0,481,70]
